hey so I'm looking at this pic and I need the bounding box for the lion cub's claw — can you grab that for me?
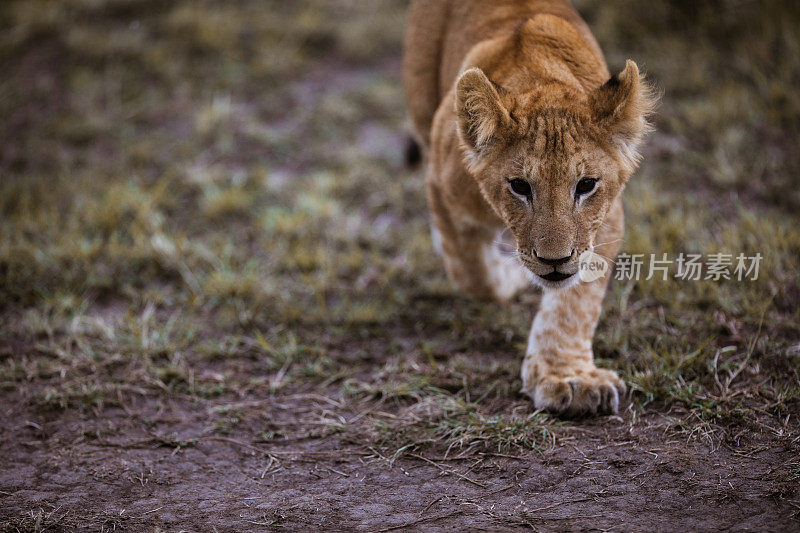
[524,368,626,417]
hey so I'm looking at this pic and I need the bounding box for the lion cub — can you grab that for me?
[404,1,656,416]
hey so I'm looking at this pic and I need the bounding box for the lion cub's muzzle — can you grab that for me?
[518,249,580,286]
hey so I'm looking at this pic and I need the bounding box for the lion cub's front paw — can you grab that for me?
[522,364,626,417]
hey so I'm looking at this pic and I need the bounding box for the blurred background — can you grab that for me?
[1,0,799,528]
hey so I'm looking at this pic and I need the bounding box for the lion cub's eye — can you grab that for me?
[575,178,598,196]
[509,179,532,196]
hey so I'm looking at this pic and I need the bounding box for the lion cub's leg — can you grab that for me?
[521,280,625,416]
[481,228,531,301]
[427,179,527,301]
[438,222,528,301]
[521,213,626,416]
[430,213,527,302]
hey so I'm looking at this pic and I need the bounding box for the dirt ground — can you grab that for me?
[2,380,799,531]
[2,1,800,531]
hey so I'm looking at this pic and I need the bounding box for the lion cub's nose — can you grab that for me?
[534,249,575,267]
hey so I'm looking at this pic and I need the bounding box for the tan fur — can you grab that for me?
[404,0,656,416]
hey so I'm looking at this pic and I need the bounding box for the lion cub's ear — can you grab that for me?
[455,68,512,163]
[590,60,658,168]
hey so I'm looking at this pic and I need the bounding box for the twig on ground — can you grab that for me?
[368,509,468,533]
[419,496,443,516]
[527,498,590,513]
[408,453,487,488]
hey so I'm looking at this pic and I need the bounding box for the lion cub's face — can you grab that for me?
[455,61,655,288]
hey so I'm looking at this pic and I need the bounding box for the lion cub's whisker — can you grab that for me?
[592,237,624,248]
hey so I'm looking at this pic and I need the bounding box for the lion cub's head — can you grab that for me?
[455,60,656,288]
